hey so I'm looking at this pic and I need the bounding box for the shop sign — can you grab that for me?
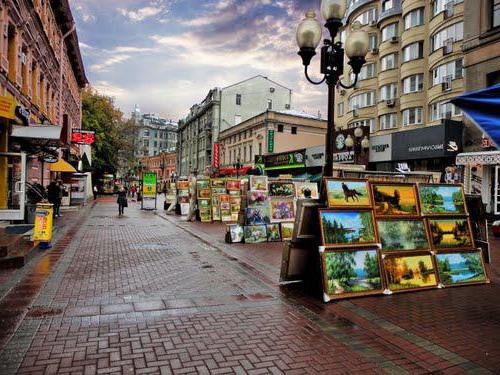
[369,134,392,163]
[264,149,306,170]
[33,204,53,242]
[0,95,16,120]
[305,145,325,168]
[212,143,220,168]
[332,151,355,163]
[142,172,157,198]
[267,130,274,153]
[392,121,463,161]
[332,126,370,165]
[71,129,95,145]
[254,155,264,165]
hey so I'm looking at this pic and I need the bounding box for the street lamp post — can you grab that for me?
[296,0,369,177]
[345,126,370,164]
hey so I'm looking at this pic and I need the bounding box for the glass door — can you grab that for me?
[0,152,26,221]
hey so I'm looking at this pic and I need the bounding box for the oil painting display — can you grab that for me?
[270,199,295,223]
[266,224,281,242]
[269,181,296,197]
[436,251,487,286]
[319,210,377,247]
[247,191,269,207]
[377,219,429,251]
[384,254,438,291]
[280,222,294,241]
[326,179,371,208]
[428,218,473,250]
[372,184,419,216]
[228,224,244,243]
[294,182,319,199]
[246,207,270,225]
[418,184,466,215]
[322,249,383,298]
[244,225,268,243]
[249,176,268,192]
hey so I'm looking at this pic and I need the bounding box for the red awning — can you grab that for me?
[218,165,252,176]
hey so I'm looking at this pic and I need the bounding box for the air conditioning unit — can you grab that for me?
[340,89,346,96]
[390,36,399,44]
[386,99,396,107]
[371,47,379,55]
[442,76,452,91]
[443,39,453,54]
[444,2,454,18]
[369,20,377,26]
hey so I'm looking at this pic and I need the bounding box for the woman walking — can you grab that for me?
[117,187,128,216]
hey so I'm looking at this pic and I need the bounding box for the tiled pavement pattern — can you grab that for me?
[0,200,495,374]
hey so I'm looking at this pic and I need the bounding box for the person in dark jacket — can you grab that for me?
[47,181,61,218]
[117,186,128,216]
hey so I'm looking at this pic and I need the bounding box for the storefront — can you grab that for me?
[456,151,500,216]
[368,134,393,170]
[261,149,306,178]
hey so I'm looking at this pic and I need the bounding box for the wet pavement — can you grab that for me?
[0,199,498,374]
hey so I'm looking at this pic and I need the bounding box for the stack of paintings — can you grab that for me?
[176,181,190,216]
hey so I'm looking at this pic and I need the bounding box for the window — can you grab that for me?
[379,113,397,130]
[403,74,424,93]
[349,119,375,133]
[354,8,377,25]
[380,83,397,100]
[494,0,500,28]
[144,130,150,137]
[291,126,297,135]
[267,99,273,110]
[432,59,463,86]
[349,91,376,110]
[369,34,378,50]
[382,0,394,11]
[381,22,398,42]
[402,41,423,62]
[338,102,345,116]
[430,101,462,121]
[381,53,398,71]
[243,146,247,162]
[431,22,463,52]
[236,94,241,105]
[235,115,242,125]
[277,124,284,132]
[404,8,424,29]
[249,145,253,161]
[402,107,423,126]
[358,63,376,80]
[432,0,463,17]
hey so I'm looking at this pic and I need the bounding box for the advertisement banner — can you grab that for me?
[142,172,157,198]
[212,143,220,168]
[71,129,95,145]
[267,130,275,153]
[264,149,306,171]
[33,204,53,242]
[0,95,16,120]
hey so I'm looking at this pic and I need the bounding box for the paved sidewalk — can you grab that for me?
[0,200,497,374]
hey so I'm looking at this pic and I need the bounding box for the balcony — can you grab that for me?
[345,0,376,21]
[378,0,402,24]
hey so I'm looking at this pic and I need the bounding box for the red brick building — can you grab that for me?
[140,151,176,183]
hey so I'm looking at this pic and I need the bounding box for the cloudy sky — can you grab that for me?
[69,0,328,120]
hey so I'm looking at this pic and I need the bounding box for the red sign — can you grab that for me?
[71,129,95,145]
[212,143,220,168]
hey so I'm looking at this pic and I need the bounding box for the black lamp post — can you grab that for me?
[296,1,369,177]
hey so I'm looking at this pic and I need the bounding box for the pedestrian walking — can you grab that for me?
[47,181,62,218]
[117,186,128,216]
[93,185,99,200]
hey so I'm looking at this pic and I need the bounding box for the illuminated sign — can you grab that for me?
[71,129,95,145]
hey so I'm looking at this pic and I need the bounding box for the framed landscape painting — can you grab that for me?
[244,225,268,243]
[177,181,189,190]
[211,178,226,188]
[418,184,467,215]
[436,251,488,286]
[226,179,241,191]
[198,198,211,209]
[319,209,377,247]
[269,181,296,197]
[325,178,371,208]
[270,198,295,223]
[383,253,438,292]
[321,248,383,300]
[198,189,211,199]
[266,224,281,242]
[249,176,268,192]
[294,182,319,199]
[371,183,419,217]
[377,219,430,252]
[196,179,210,190]
[246,207,271,225]
[281,222,294,241]
[427,217,474,250]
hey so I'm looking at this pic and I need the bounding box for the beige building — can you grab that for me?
[336,0,466,171]
[218,110,327,167]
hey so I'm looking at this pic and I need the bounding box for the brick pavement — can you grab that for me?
[0,200,497,374]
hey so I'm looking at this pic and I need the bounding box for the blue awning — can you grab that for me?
[450,85,500,149]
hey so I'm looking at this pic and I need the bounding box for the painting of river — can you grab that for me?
[428,218,473,249]
[324,249,382,297]
[418,184,466,215]
[436,252,487,285]
[320,210,377,246]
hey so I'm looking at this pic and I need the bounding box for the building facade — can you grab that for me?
[176,76,292,176]
[218,110,327,167]
[0,0,87,220]
[140,151,176,183]
[132,106,178,157]
[455,0,500,215]
[335,0,465,172]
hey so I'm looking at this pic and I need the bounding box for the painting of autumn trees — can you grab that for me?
[384,254,437,290]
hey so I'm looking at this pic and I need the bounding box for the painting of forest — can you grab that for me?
[429,218,473,249]
[418,185,466,214]
[436,252,486,285]
[326,180,370,207]
[377,220,429,251]
[384,255,437,290]
[324,250,382,295]
[320,211,376,246]
[373,185,418,216]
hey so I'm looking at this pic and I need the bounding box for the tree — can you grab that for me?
[327,252,356,284]
[363,252,379,280]
[463,253,483,275]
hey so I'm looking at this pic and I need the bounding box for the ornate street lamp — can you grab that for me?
[345,127,370,163]
[296,0,369,176]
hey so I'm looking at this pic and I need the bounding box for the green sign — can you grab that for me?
[264,150,306,171]
[267,130,274,153]
[142,172,157,197]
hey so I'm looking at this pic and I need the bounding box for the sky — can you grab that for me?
[69,0,328,121]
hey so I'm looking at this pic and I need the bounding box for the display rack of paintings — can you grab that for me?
[325,178,372,208]
[220,194,232,222]
[176,181,190,216]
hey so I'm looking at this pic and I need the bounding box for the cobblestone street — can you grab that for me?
[0,200,499,374]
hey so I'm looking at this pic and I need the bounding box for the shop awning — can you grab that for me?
[11,125,62,148]
[455,151,500,166]
[451,85,500,149]
[49,159,77,173]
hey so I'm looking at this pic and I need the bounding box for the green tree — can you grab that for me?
[327,252,356,284]
[363,252,379,280]
[463,253,483,275]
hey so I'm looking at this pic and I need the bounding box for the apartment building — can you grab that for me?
[336,0,465,172]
